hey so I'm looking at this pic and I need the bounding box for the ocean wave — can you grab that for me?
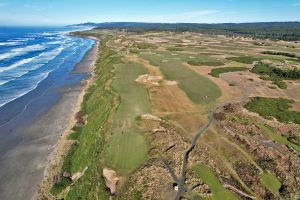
[0,47,64,86]
[0,72,49,108]
[0,57,37,73]
[0,44,46,61]
[0,41,23,46]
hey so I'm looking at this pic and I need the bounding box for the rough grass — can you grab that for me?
[259,172,281,194]
[257,124,300,154]
[187,59,225,67]
[209,67,249,78]
[104,62,151,175]
[193,164,237,200]
[51,37,119,199]
[245,97,300,125]
[135,42,158,49]
[166,47,184,51]
[227,56,260,64]
[159,60,222,104]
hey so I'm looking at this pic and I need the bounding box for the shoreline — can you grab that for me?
[38,37,99,199]
[0,36,98,200]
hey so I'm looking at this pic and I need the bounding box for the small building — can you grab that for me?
[173,183,179,191]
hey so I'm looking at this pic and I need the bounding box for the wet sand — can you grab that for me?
[0,37,98,200]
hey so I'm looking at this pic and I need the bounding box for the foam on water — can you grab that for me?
[0,57,37,73]
[0,44,46,61]
[0,27,94,108]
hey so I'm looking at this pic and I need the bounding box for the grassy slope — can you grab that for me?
[104,62,151,175]
[50,37,120,199]
[257,123,300,154]
[193,164,237,200]
[259,172,281,195]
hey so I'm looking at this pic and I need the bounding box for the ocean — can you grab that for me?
[0,26,94,109]
[0,27,96,199]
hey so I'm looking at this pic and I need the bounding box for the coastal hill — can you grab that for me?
[70,21,300,41]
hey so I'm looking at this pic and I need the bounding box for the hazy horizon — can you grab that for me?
[0,0,300,26]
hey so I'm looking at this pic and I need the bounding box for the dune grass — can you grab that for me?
[209,67,248,78]
[104,62,151,175]
[256,123,300,155]
[135,42,158,49]
[50,37,120,199]
[193,164,237,200]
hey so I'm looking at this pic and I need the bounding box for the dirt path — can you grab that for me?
[174,95,249,199]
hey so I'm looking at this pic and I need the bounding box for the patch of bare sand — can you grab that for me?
[103,168,121,195]
[135,74,163,86]
[222,71,300,110]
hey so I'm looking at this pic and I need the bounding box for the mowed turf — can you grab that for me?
[159,59,221,104]
[139,52,221,104]
[193,164,237,200]
[259,172,281,195]
[104,62,151,175]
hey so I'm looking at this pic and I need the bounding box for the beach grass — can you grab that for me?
[51,37,120,199]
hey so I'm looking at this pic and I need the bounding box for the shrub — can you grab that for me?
[245,97,300,125]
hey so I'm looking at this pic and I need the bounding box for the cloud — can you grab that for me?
[141,10,219,23]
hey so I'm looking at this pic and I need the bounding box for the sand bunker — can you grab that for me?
[165,80,177,86]
[141,114,161,121]
[103,168,121,195]
[136,74,163,86]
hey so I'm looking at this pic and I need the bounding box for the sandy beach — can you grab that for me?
[0,37,98,200]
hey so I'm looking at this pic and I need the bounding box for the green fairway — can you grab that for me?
[209,67,249,77]
[187,59,225,67]
[139,52,163,66]
[259,172,281,194]
[139,52,221,104]
[105,133,148,175]
[104,62,151,175]
[159,60,221,104]
[193,164,237,200]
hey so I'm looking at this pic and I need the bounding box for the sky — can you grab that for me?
[0,0,300,26]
